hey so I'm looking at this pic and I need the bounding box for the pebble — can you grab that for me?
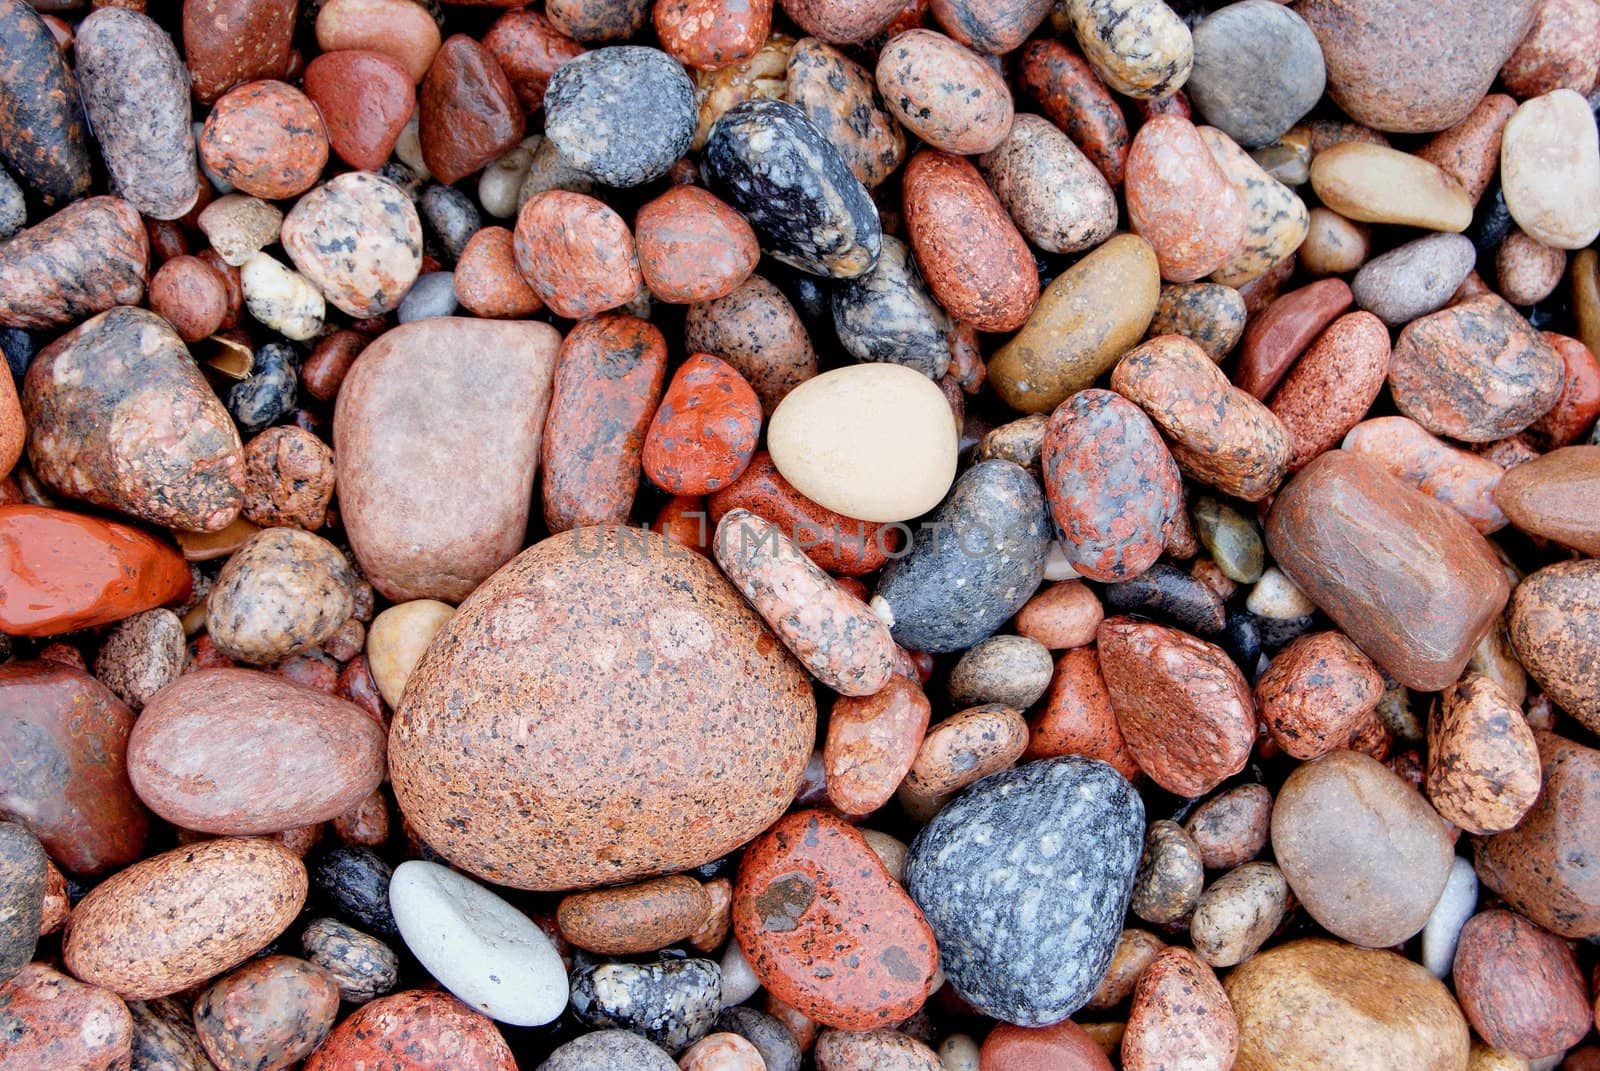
[239,426,335,531]
[1014,581,1103,649]
[830,236,949,378]
[777,0,899,42]
[686,274,818,414]
[1122,948,1237,1071]
[389,860,567,1026]
[904,757,1144,1026]
[559,874,709,955]
[1388,295,1563,443]
[1265,450,1511,691]
[1309,142,1473,231]
[0,0,90,204]
[1111,334,1291,501]
[980,1020,1111,1070]
[478,139,539,217]
[1017,40,1129,188]
[1352,233,1477,326]
[767,363,956,523]
[1496,444,1600,553]
[397,272,459,322]
[721,942,763,1007]
[301,917,400,1003]
[902,149,1038,333]
[948,635,1053,709]
[194,955,341,1071]
[282,172,423,319]
[714,1009,798,1071]
[1184,783,1272,869]
[679,1033,767,1071]
[198,195,283,267]
[703,99,880,279]
[1255,631,1383,759]
[1421,856,1479,977]
[0,505,190,639]
[785,38,905,189]
[1343,416,1509,533]
[1426,673,1540,835]
[200,81,329,201]
[335,318,559,602]
[1125,117,1246,283]
[455,225,543,317]
[127,996,213,1071]
[63,837,306,1000]
[420,184,480,264]
[824,674,931,815]
[1186,1,1323,148]
[303,49,416,172]
[1504,0,1600,96]
[364,600,453,709]
[902,703,1029,806]
[1040,387,1180,583]
[1192,497,1264,583]
[1419,94,1518,205]
[570,957,723,1052]
[185,0,296,102]
[873,460,1050,653]
[303,990,515,1071]
[240,253,325,341]
[1189,862,1290,968]
[1297,0,1535,133]
[1509,560,1600,732]
[420,35,525,184]
[1130,820,1204,925]
[23,306,243,532]
[542,47,694,189]
[309,846,397,938]
[1501,90,1600,249]
[148,255,229,343]
[734,810,936,1029]
[1061,0,1193,100]
[0,168,20,241]
[1201,125,1309,287]
[228,342,298,433]
[1102,562,1226,635]
[989,233,1160,412]
[876,30,1014,156]
[74,9,198,220]
[1225,938,1470,1071]
[0,822,42,982]
[1148,283,1247,361]
[206,528,356,664]
[636,186,759,304]
[316,0,442,84]
[1497,230,1566,306]
[1453,909,1591,1060]
[514,190,643,319]
[1024,646,1137,778]
[707,450,894,575]
[0,963,133,1071]
[1272,749,1453,948]
[538,1029,677,1070]
[1299,207,1370,275]
[127,668,384,835]
[0,196,148,330]
[814,1029,942,1071]
[390,527,814,889]
[644,354,761,496]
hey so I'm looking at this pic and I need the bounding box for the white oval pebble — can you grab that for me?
[1501,89,1600,250]
[389,860,568,1026]
[719,939,762,1008]
[939,1034,980,1071]
[1421,856,1478,978]
[1042,541,1080,581]
[1246,566,1316,619]
[241,253,325,341]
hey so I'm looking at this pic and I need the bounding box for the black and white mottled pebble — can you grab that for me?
[1148,283,1248,361]
[1103,562,1228,634]
[1186,0,1325,148]
[703,99,882,280]
[715,1007,803,1071]
[129,997,214,1071]
[396,272,458,323]
[831,235,950,378]
[301,917,399,1004]
[543,47,696,188]
[569,958,722,1053]
[0,0,91,204]
[905,756,1145,1026]
[0,167,22,241]
[74,8,199,221]
[1257,611,1317,651]
[228,342,298,434]
[0,821,44,983]
[874,460,1051,653]
[537,1029,678,1071]
[420,183,480,263]
[1351,232,1476,328]
[308,847,398,939]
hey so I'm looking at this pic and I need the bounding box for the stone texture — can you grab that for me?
[194,955,341,1071]
[92,609,186,711]
[63,838,306,1001]
[1017,39,1130,186]
[1309,142,1473,230]
[1125,117,1246,283]
[185,0,296,102]
[513,190,642,318]
[1343,416,1508,533]
[200,80,329,201]
[642,354,761,496]
[0,0,91,204]
[335,318,559,603]
[784,38,904,188]
[981,1020,1113,1070]
[1187,1,1323,147]
[282,172,423,318]
[127,996,213,1071]
[1509,561,1600,732]
[1025,647,1138,779]
[1501,89,1600,249]
[0,963,132,1071]
[1235,277,1352,398]
[304,991,515,1071]
[1148,282,1247,361]
[0,196,148,330]
[545,46,694,187]
[1501,0,1600,96]
[1427,673,1540,835]
[1190,862,1290,968]
[876,30,1014,156]
[558,875,709,954]
[824,675,930,815]
[303,49,415,172]
[419,35,525,184]
[392,526,815,889]
[206,528,356,665]
[636,185,759,304]
[570,957,721,1052]
[1061,0,1193,100]
[1452,909,1591,1060]
[949,635,1053,711]
[1264,450,1511,691]
[1352,233,1476,326]
[0,822,43,982]
[1496,444,1600,553]
[1201,125,1309,287]
[904,757,1144,1026]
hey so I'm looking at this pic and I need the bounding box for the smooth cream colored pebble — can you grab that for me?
[861,829,908,883]
[198,195,283,266]
[1246,566,1315,619]
[939,1033,980,1071]
[478,137,539,219]
[368,599,455,708]
[719,939,762,1007]
[1500,89,1600,250]
[1043,542,1081,581]
[241,253,324,341]
[394,114,431,179]
[1309,142,1472,232]
[1300,207,1369,275]
[768,363,958,523]
[1469,1042,1531,1071]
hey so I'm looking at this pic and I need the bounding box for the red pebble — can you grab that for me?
[483,9,586,112]
[303,49,416,171]
[635,185,760,304]
[1529,332,1600,448]
[302,991,515,1071]
[1453,909,1592,1060]
[1235,278,1354,399]
[655,0,772,69]
[643,354,762,495]
[982,1019,1114,1070]
[1017,39,1130,186]
[655,495,711,554]
[199,80,329,201]
[454,226,543,319]
[419,35,525,184]
[513,190,642,319]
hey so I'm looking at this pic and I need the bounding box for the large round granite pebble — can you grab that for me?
[904,756,1144,1026]
[391,525,816,890]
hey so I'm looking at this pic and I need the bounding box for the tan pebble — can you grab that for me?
[1300,206,1370,275]
[1309,142,1473,231]
[198,194,283,267]
[1087,928,1166,1010]
[1426,672,1541,835]
[688,876,732,952]
[1189,862,1291,968]
[814,1028,941,1071]
[902,703,1028,798]
[861,829,908,883]
[557,874,712,955]
[1130,820,1204,926]
[1497,229,1567,305]
[367,599,454,709]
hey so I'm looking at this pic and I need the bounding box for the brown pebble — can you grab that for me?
[1255,631,1384,760]
[1270,311,1392,471]
[454,226,543,318]
[557,875,712,955]
[1086,928,1166,1010]
[147,255,228,343]
[1427,673,1540,835]
[1184,783,1272,870]
[1495,444,1600,554]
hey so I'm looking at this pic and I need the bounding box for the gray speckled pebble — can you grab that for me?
[569,958,722,1053]
[948,634,1055,710]
[544,47,695,188]
[703,99,882,280]
[538,1029,678,1070]
[831,236,949,378]
[0,168,24,241]
[421,183,480,263]
[301,917,399,1004]
[1352,233,1477,327]
[716,1007,802,1071]
[904,757,1145,1026]
[874,460,1051,653]
[397,272,458,323]
[1187,1,1324,148]
[0,821,44,983]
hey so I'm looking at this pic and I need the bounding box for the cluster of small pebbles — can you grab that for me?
[3,0,1600,1069]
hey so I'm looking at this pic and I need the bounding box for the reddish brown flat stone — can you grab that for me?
[419,35,525,184]
[0,196,148,330]
[1452,909,1591,1059]
[513,190,642,319]
[1494,444,1600,555]
[1234,278,1353,399]
[304,49,415,172]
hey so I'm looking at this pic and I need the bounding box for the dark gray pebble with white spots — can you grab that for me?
[831,235,950,378]
[568,957,722,1053]
[543,47,696,188]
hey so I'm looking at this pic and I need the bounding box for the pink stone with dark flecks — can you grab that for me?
[303,991,514,1071]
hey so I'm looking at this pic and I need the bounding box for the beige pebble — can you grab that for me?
[1300,207,1370,275]
[367,600,455,708]
[240,253,325,341]
[1309,142,1472,231]
[1496,228,1567,305]
[1087,928,1166,1009]
[1190,862,1291,968]
[1501,89,1600,249]
[198,195,284,266]
[862,828,909,883]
